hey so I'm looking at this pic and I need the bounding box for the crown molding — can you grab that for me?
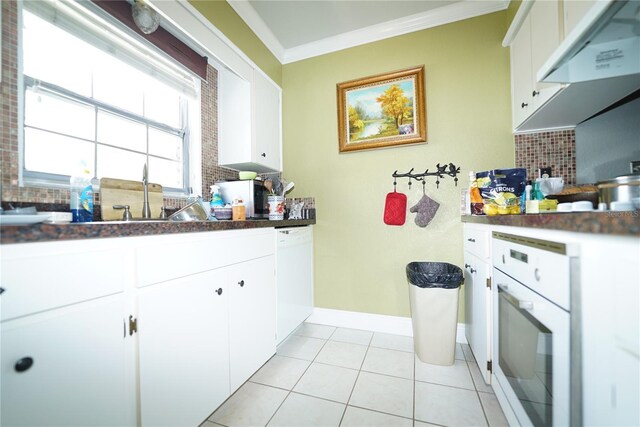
[283,0,509,64]
[225,0,509,65]
[227,0,285,63]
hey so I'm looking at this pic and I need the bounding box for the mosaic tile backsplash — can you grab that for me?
[514,129,576,185]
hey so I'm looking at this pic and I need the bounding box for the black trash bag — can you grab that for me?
[406,262,464,289]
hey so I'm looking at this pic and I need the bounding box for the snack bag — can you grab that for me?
[476,168,527,215]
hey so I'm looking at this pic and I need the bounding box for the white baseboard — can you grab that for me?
[307,307,468,344]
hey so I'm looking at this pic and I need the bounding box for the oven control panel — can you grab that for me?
[492,232,574,311]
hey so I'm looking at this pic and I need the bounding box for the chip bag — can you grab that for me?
[476,168,527,215]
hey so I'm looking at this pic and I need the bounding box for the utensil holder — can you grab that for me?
[268,195,285,220]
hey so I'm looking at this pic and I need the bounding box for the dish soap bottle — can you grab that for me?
[70,163,93,222]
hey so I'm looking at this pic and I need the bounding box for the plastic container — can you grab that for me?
[213,206,232,220]
[406,262,464,366]
[70,164,93,222]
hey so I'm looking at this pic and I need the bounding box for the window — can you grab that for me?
[21,2,199,193]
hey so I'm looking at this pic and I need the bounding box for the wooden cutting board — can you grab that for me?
[100,178,164,221]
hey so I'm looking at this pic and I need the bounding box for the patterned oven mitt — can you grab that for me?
[410,194,440,227]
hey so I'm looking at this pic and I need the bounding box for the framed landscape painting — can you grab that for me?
[337,66,426,153]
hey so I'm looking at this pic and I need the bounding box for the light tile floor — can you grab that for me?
[206,323,508,427]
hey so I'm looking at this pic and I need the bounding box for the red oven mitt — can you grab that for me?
[383,191,407,225]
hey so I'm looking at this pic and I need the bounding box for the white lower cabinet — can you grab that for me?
[463,224,492,384]
[228,256,276,392]
[1,294,133,427]
[138,269,230,427]
[1,228,278,427]
[463,250,492,384]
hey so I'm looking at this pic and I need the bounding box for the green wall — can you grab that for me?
[188,0,282,85]
[282,11,514,320]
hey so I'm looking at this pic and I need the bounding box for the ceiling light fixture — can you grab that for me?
[132,0,159,34]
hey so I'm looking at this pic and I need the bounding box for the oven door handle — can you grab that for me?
[497,284,534,311]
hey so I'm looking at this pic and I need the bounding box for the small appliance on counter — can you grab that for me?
[215,180,269,219]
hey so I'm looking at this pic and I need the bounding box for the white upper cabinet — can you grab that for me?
[509,0,564,130]
[563,0,597,38]
[253,71,282,172]
[218,67,282,173]
[510,17,533,128]
[218,67,253,168]
[529,0,562,110]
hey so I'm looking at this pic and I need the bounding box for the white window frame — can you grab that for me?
[17,1,202,197]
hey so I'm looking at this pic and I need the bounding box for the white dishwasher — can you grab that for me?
[276,226,314,344]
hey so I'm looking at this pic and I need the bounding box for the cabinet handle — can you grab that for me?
[502,254,506,264]
[467,238,475,243]
[261,153,266,157]
[532,90,540,97]
[464,264,476,273]
[238,280,245,287]
[215,288,223,295]
[15,357,34,373]
[0,287,5,295]
[521,102,528,108]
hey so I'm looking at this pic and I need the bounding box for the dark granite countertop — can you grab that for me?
[461,211,640,236]
[0,218,316,245]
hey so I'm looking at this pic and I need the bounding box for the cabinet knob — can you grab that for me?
[261,153,266,157]
[0,287,5,295]
[15,357,34,373]
[215,288,223,295]
[238,280,245,287]
[521,102,528,108]
[532,90,540,97]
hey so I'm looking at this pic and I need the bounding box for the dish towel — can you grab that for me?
[410,194,440,227]
[383,191,407,225]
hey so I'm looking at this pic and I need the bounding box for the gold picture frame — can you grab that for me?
[337,66,427,153]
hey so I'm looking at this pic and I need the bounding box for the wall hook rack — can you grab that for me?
[392,163,461,189]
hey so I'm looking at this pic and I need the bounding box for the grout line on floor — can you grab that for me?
[265,334,332,426]
[465,354,492,427]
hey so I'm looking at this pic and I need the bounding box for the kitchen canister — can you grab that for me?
[268,195,285,220]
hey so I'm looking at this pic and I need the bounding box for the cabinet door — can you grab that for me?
[530,0,562,109]
[463,251,491,384]
[228,255,276,392]
[510,17,533,129]
[253,71,281,172]
[218,66,252,167]
[138,269,229,427]
[1,295,132,427]
[563,0,596,38]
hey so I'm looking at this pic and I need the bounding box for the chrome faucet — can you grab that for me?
[142,163,151,219]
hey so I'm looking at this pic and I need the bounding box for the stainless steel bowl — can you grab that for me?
[168,200,208,221]
[597,174,640,209]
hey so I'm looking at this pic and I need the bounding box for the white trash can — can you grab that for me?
[407,262,464,366]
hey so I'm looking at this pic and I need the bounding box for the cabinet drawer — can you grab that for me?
[0,240,127,321]
[463,226,490,259]
[135,229,275,288]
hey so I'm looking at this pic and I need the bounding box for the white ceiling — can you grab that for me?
[227,0,509,63]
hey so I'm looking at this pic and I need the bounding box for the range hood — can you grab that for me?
[538,0,640,84]
[518,0,640,131]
